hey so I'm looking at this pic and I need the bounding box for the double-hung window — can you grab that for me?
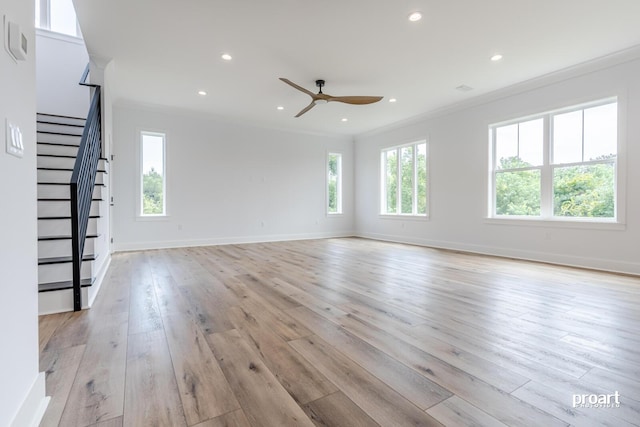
[380,141,428,216]
[490,98,618,221]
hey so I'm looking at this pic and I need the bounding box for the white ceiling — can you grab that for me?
[74,0,640,136]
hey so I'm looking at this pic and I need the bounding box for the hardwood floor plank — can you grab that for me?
[207,329,316,427]
[38,311,71,353]
[227,305,338,404]
[163,312,240,425]
[127,278,163,335]
[427,396,509,427]
[287,306,452,410]
[58,313,128,426]
[88,416,123,427]
[302,392,380,427]
[39,345,86,427]
[123,330,187,426]
[289,334,444,427]
[192,409,252,427]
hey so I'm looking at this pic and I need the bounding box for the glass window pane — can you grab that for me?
[518,119,543,166]
[50,0,79,36]
[416,143,427,215]
[495,170,541,216]
[328,153,340,214]
[584,103,617,161]
[553,110,582,164]
[142,134,165,215]
[400,146,413,214]
[553,163,615,218]
[495,124,518,169]
[385,150,397,214]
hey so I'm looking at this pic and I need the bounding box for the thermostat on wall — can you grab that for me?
[3,16,27,61]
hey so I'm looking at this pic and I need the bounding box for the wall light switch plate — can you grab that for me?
[6,119,24,158]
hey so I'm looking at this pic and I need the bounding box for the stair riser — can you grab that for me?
[38,200,101,217]
[38,218,99,237]
[37,169,105,184]
[37,144,79,157]
[37,114,86,127]
[37,122,84,135]
[38,238,96,258]
[39,261,93,284]
[38,157,107,170]
[38,184,102,199]
[37,132,81,145]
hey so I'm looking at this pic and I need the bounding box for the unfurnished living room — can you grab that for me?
[2,1,640,426]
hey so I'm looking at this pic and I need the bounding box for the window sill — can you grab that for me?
[36,28,84,44]
[379,214,429,221]
[484,217,625,231]
[327,212,344,217]
[136,214,170,222]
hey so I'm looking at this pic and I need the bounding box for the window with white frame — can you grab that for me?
[327,153,342,214]
[380,141,428,216]
[490,99,618,220]
[140,131,166,216]
[36,0,82,37]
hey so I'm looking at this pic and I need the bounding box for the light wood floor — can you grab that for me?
[39,238,640,427]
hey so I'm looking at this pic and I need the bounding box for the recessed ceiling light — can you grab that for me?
[277,106,284,110]
[408,12,422,22]
[221,53,232,61]
[389,98,397,103]
[197,90,207,96]
[341,118,348,122]
[491,54,503,61]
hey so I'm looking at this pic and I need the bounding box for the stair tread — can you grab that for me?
[37,182,106,187]
[37,113,86,121]
[38,153,108,160]
[37,120,85,128]
[38,215,100,220]
[37,131,83,137]
[38,233,99,241]
[37,141,81,148]
[39,278,94,292]
[38,198,104,202]
[37,167,108,173]
[39,254,98,265]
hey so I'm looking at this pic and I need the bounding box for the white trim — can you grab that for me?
[484,217,625,231]
[86,254,112,307]
[137,129,168,218]
[113,231,356,252]
[327,152,343,215]
[35,28,83,45]
[10,372,49,427]
[356,231,640,276]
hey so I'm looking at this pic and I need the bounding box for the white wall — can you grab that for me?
[36,29,89,117]
[0,1,47,426]
[112,104,354,251]
[355,53,640,274]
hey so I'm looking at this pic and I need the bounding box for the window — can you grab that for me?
[36,0,81,38]
[490,99,618,220]
[381,141,428,216]
[140,131,166,216]
[327,153,342,214]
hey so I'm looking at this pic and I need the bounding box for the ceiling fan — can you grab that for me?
[279,78,383,117]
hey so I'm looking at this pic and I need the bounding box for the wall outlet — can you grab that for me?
[5,119,24,158]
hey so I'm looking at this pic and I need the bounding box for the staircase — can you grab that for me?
[37,113,108,313]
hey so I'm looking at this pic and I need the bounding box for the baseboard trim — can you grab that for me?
[113,231,355,252]
[87,254,111,307]
[10,372,49,427]
[356,231,640,276]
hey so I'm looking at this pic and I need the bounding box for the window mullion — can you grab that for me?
[540,115,553,218]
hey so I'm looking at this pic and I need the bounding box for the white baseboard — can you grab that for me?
[10,372,49,427]
[356,231,640,276]
[113,231,355,252]
[87,254,111,307]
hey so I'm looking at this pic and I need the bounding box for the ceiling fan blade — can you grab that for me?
[328,96,383,105]
[279,78,316,97]
[295,101,316,117]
